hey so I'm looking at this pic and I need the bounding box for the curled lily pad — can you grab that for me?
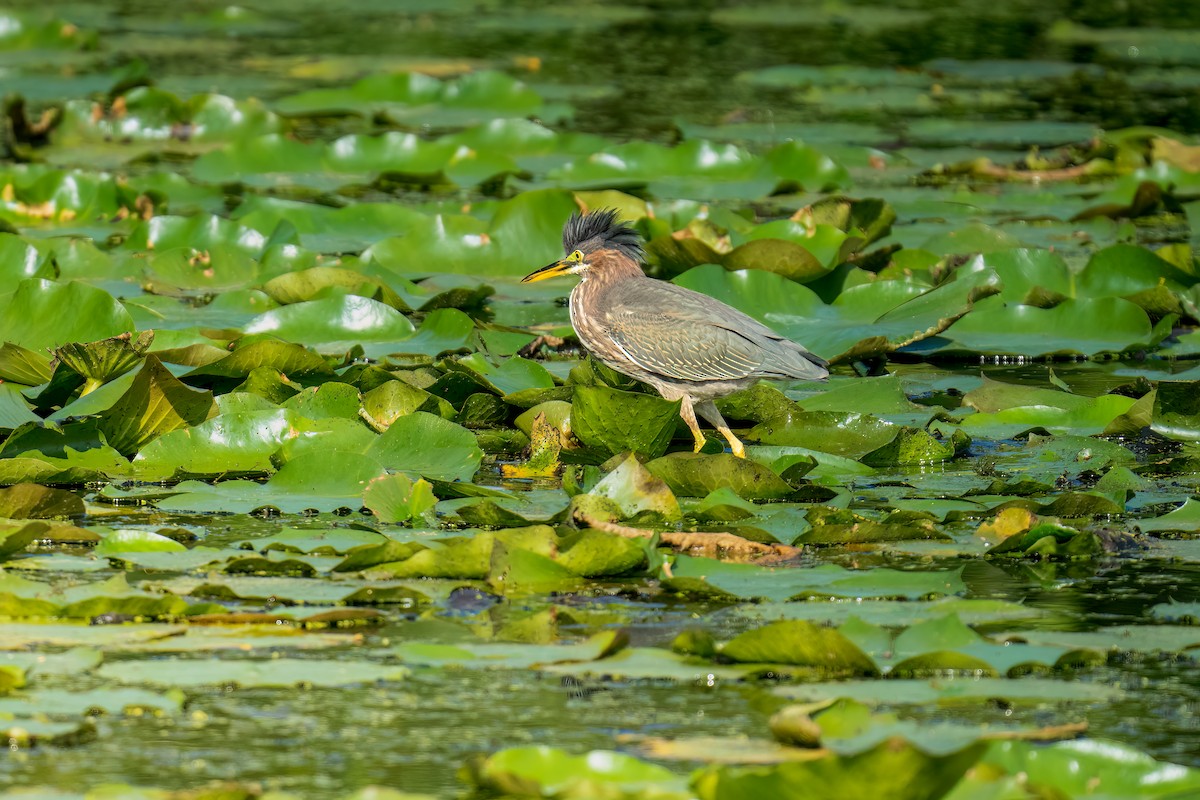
[859,427,969,467]
[721,237,830,283]
[98,356,218,457]
[576,454,681,522]
[0,520,46,559]
[0,342,54,386]
[362,473,437,524]
[53,331,154,396]
[0,385,39,431]
[1151,380,1200,441]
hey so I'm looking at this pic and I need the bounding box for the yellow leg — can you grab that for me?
[717,426,747,459]
[678,395,707,453]
[696,400,746,459]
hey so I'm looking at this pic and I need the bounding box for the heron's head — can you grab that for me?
[522,208,645,283]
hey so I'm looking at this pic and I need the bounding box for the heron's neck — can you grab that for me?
[569,250,644,338]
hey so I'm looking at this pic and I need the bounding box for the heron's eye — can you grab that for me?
[569,249,585,263]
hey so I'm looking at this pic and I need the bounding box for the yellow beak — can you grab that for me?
[521,259,573,283]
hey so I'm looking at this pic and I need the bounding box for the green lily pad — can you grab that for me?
[154,451,388,514]
[777,677,1121,706]
[645,453,796,499]
[97,356,218,457]
[366,412,482,482]
[131,407,305,479]
[362,473,437,524]
[0,279,134,352]
[1137,498,1200,533]
[466,746,684,798]
[242,294,416,356]
[1151,380,1200,441]
[274,70,549,127]
[96,658,410,688]
[693,737,986,800]
[571,384,681,460]
[52,331,154,395]
[721,620,877,676]
[750,411,899,458]
[983,738,1200,798]
[576,454,681,522]
[667,556,966,602]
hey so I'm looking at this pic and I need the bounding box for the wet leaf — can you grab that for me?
[0,485,83,518]
[362,473,436,523]
[243,294,417,356]
[571,385,681,460]
[721,621,878,676]
[155,451,388,514]
[467,746,683,798]
[97,658,410,688]
[53,331,154,394]
[581,454,681,522]
[97,356,218,457]
[0,279,134,352]
[366,412,482,482]
[1151,380,1200,441]
[668,556,965,602]
[693,737,986,800]
[646,453,796,499]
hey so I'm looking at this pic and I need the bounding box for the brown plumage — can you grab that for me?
[523,209,828,458]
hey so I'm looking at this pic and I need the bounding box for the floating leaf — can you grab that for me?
[721,621,877,676]
[1151,380,1200,441]
[366,412,482,482]
[466,746,683,798]
[0,279,134,352]
[362,473,437,523]
[52,331,155,396]
[0,484,83,518]
[570,385,681,460]
[97,658,410,688]
[98,356,218,457]
[645,453,796,499]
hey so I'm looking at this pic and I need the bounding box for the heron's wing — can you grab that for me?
[604,308,764,382]
[598,280,823,383]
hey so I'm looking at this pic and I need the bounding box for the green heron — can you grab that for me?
[523,209,828,458]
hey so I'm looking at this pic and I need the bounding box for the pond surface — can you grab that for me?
[2,1,1200,798]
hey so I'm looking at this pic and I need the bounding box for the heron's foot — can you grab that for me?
[716,425,747,459]
[691,434,707,453]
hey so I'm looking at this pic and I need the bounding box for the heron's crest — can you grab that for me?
[563,209,644,262]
